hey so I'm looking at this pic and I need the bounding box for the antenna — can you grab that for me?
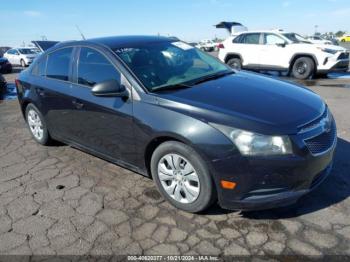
[76,25,86,40]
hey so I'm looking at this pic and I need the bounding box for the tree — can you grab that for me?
[335,31,346,37]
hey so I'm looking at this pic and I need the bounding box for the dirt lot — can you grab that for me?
[0,70,349,257]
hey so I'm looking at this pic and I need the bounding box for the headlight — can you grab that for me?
[317,47,338,54]
[210,123,293,156]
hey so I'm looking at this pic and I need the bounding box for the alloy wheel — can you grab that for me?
[27,109,44,140]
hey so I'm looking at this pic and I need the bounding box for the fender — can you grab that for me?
[289,53,319,67]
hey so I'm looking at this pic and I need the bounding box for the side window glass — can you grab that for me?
[78,47,121,87]
[233,35,243,43]
[46,48,73,81]
[265,34,285,45]
[242,34,260,44]
[32,56,47,76]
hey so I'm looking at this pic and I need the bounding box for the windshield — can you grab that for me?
[114,41,230,91]
[18,48,36,55]
[283,33,311,44]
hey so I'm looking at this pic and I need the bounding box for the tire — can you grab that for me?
[291,57,315,80]
[227,57,242,70]
[20,59,27,67]
[25,103,51,145]
[341,39,345,42]
[151,141,216,213]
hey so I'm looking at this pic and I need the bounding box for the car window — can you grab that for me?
[115,41,229,91]
[233,35,244,43]
[18,49,35,55]
[46,48,73,81]
[32,55,47,77]
[241,34,261,44]
[264,34,285,45]
[78,47,121,88]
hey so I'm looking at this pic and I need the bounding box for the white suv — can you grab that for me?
[218,31,349,79]
[4,48,38,67]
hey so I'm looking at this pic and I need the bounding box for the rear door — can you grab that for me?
[234,33,262,68]
[38,47,77,140]
[68,46,135,163]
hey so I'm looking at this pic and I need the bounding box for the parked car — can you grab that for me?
[0,57,12,74]
[196,39,217,52]
[16,36,336,212]
[0,47,11,57]
[339,34,350,42]
[306,35,332,45]
[32,40,59,52]
[218,30,349,79]
[4,48,38,67]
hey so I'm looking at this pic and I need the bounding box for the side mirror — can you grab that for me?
[276,42,287,48]
[92,79,129,98]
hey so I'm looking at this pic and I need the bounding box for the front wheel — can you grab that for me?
[227,58,242,70]
[291,57,315,80]
[151,141,216,213]
[25,103,51,145]
[20,59,26,67]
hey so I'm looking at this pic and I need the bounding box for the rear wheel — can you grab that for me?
[25,104,51,145]
[227,57,242,70]
[292,57,315,80]
[151,141,216,213]
[341,39,345,42]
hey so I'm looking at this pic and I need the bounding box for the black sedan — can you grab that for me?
[15,36,336,212]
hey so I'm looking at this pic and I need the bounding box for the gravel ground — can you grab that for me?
[0,70,349,257]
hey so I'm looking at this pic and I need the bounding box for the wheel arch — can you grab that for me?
[224,53,243,64]
[144,135,191,178]
[289,53,318,71]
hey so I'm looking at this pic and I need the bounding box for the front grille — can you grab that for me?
[338,52,349,60]
[304,122,336,155]
[299,108,327,133]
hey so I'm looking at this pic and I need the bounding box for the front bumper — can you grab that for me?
[317,52,349,73]
[211,114,337,211]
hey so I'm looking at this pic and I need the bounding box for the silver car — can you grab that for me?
[4,48,38,67]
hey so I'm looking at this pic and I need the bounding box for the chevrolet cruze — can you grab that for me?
[15,36,337,212]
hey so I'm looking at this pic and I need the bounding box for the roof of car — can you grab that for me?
[87,35,177,48]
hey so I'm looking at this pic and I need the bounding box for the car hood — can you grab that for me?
[292,43,346,51]
[155,72,325,135]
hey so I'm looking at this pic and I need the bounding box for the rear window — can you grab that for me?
[46,48,73,81]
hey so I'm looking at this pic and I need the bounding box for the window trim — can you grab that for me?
[44,46,75,84]
[75,45,124,89]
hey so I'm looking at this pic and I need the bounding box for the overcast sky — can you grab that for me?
[1,0,350,47]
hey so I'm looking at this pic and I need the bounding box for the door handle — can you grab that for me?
[72,99,84,109]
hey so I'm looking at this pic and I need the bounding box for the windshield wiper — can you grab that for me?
[151,83,193,92]
[188,70,234,85]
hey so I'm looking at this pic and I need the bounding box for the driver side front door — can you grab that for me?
[259,33,290,70]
